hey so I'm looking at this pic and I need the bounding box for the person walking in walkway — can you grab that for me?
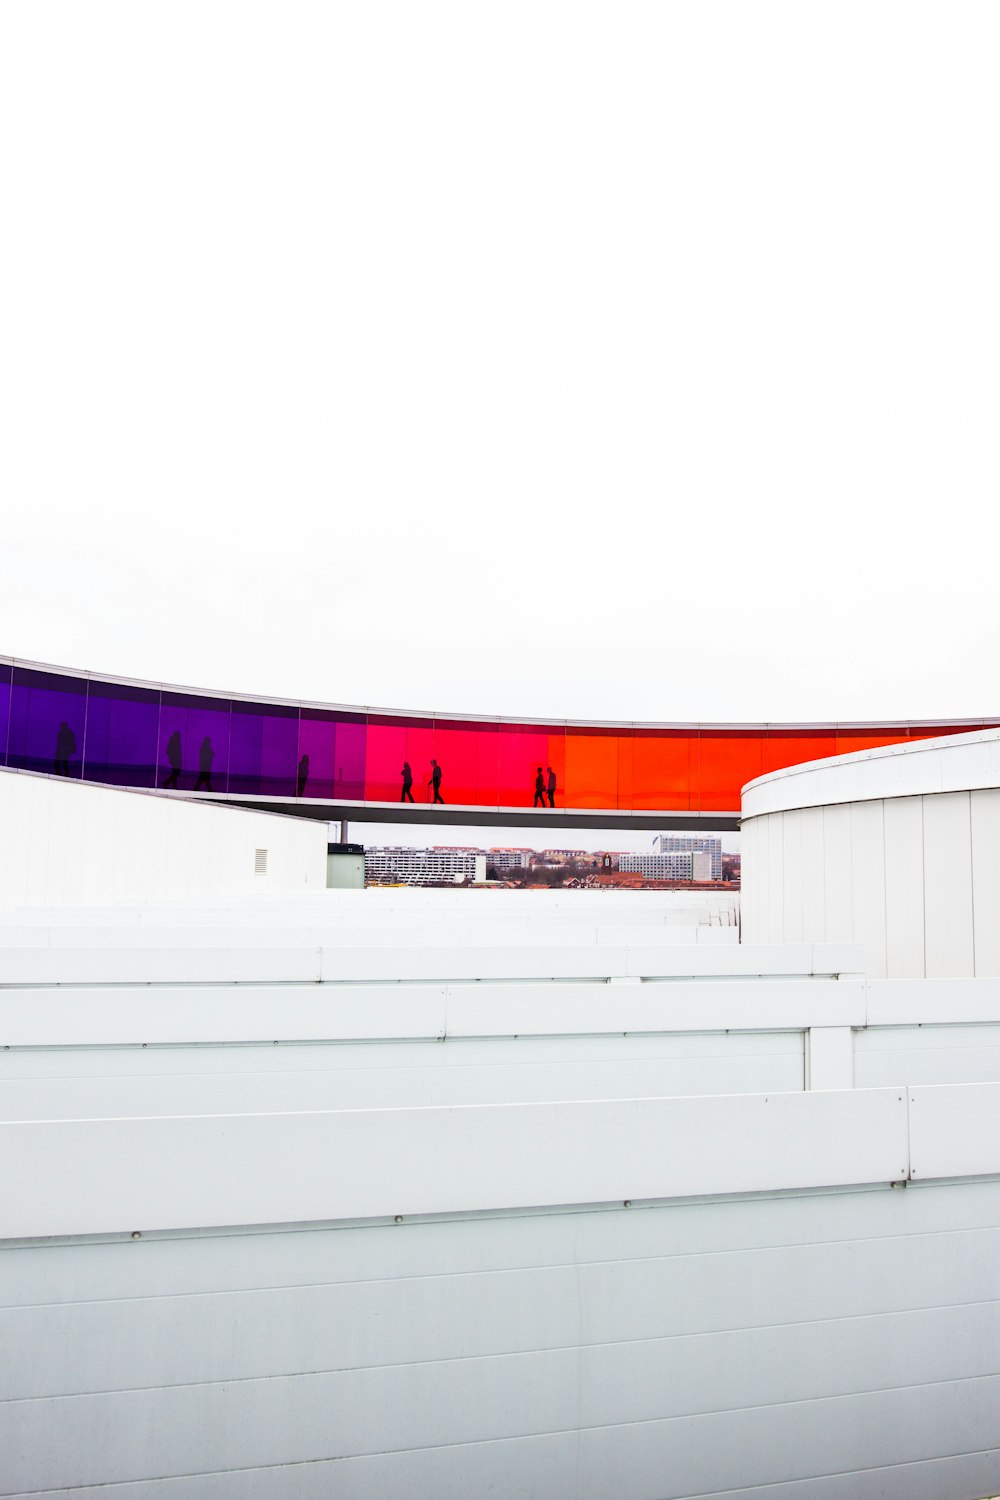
[546,765,557,808]
[400,761,414,802]
[428,759,444,804]
[533,766,546,807]
[163,730,182,789]
[54,722,76,776]
[296,753,310,797]
[193,736,215,792]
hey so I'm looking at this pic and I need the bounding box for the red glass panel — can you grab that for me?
[498,725,553,806]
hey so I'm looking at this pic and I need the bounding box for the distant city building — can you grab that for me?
[364,847,486,886]
[618,852,695,880]
[652,835,722,880]
[487,848,533,873]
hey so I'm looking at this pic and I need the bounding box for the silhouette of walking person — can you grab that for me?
[546,765,557,808]
[401,761,414,802]
[428,759,444,804]
[163,730,182,789]
[533,766,546,807]
[193,736,214,792]
[54,722,76,776]
[296,754,310,797]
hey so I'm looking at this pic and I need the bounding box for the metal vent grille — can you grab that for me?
[254,848,268,875]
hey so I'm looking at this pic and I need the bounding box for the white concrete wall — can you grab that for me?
[0,767,327,908]
[742,728,1000,978]
[5,891,1000,1494]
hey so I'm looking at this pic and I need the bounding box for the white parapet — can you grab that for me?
[741,726,1000,978]
[0,766,328,907]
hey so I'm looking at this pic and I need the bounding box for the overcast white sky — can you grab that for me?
[2,3,998,725]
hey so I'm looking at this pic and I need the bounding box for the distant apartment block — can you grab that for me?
[364,847,486,886]
[618,852,696,880]
[487,848,533,873]
[653,835,722,880]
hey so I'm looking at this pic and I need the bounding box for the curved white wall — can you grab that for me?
[0,767,327,909]
[741,728,1000,978]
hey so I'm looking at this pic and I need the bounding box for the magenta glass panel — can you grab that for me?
[158,693,231,793]
[229,702,299,797]
[82,683,160,787]
[0,662,11,765]
[332,717,365,801]
[8,668,88,778]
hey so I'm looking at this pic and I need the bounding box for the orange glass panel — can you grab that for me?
[761,733,837,776]
[617,731,633,811]
[834,730,910,757]
[564,728,619,809]
[697,733,765,811]
[631,732,694,810]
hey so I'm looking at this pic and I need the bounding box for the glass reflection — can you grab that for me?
[158,694,231,793]
[83,683,160,787]
[8,668,88,777]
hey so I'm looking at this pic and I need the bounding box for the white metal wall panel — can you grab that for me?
[0,977,865,1050]
[780,808,804,942]
[882,795,925,979]
[0,941,855,987]
[766,809,783,940]
[823,802,853,944]
[4,1180,1000,1498]
[908,1081,1000,1180]
[800,804,826,946]
[867,977,1000,1025]
[854,1024,1000,1088]
[0,1089,910,1239]
[0,1039,806,1119]
[6,1314,1000,1495]
[11,1220,1000,1403]
[972,787,1000,975]
[740,814,758,938]
[849,799,886,979]
[922,791,975,977]
[0,767,327,910]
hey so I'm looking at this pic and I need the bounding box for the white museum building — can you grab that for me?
[3,729,1000,1497]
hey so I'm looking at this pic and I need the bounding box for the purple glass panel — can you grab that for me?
[82,683,160,787]
[229,702,299,796]
[8,668,88,778]
[295,712,366,801]
[297,711,336,800]
[158,693,231,793]
[0,661,11,765]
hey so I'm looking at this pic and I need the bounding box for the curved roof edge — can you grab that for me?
[741,727,1000,819]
